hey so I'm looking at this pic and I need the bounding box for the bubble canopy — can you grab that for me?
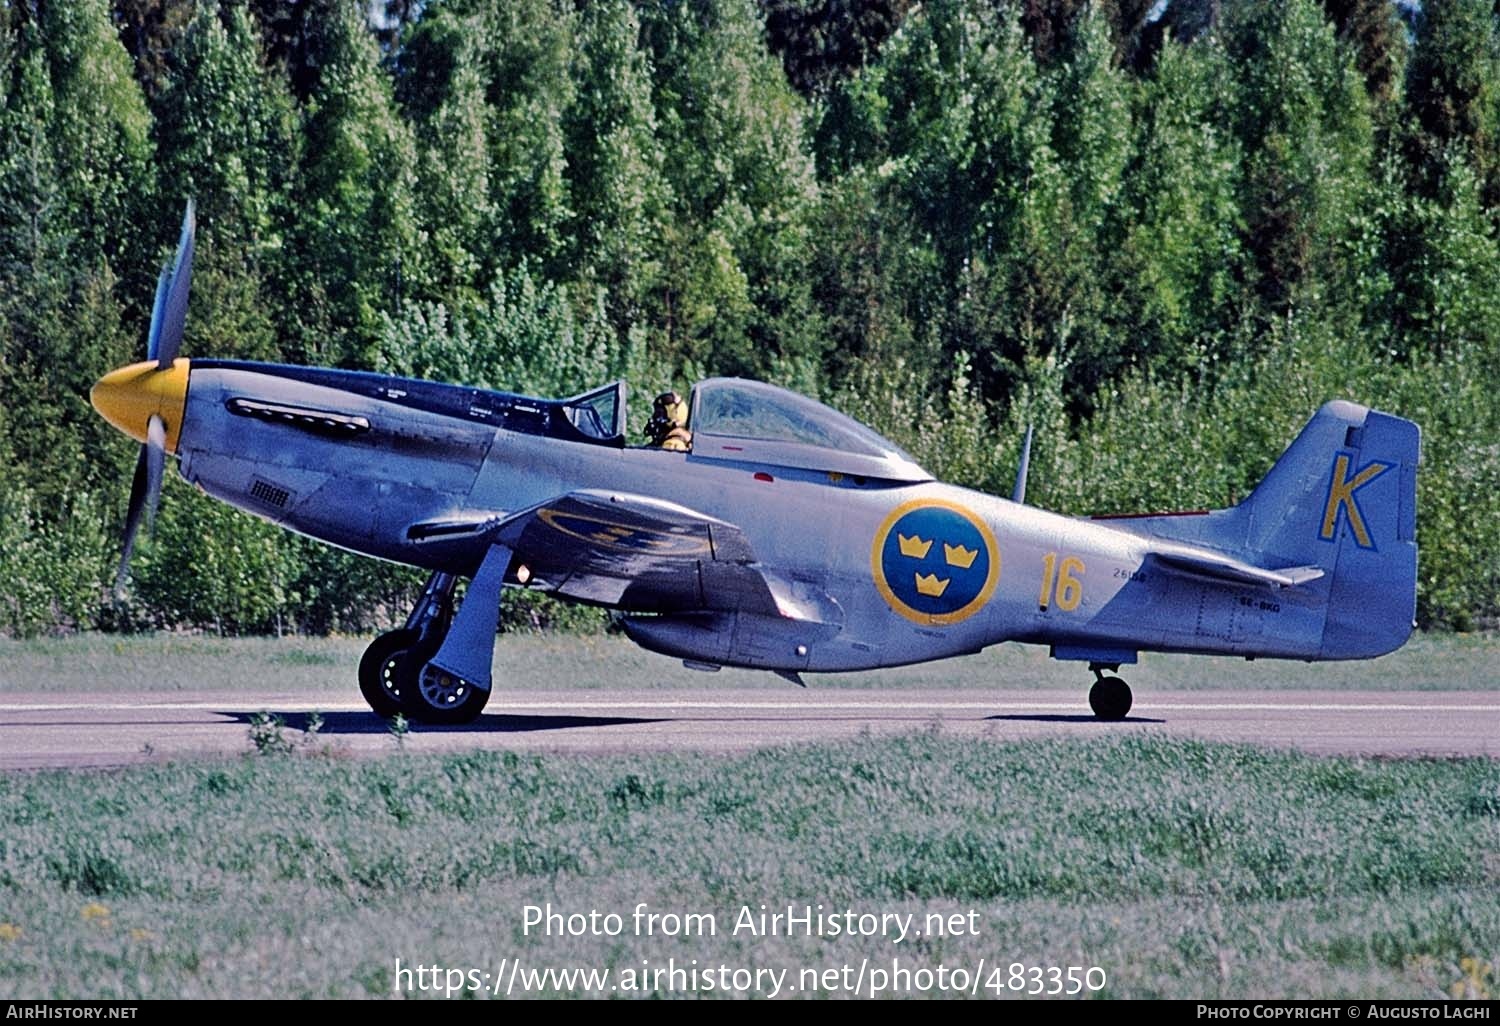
[688,377,931,483]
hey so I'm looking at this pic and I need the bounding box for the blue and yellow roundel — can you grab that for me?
[871,499,1000,625]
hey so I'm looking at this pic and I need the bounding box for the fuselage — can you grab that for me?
[87,204,1417,726]
[158,360,1336,673]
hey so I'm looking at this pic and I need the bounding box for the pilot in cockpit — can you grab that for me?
[646,390,693,451]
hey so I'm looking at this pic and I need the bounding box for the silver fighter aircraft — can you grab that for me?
[91,207,1421,723]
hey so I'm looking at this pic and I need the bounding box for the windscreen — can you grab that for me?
[562,382,624,440]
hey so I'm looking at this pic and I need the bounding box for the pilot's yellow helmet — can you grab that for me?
[654,390,688,427]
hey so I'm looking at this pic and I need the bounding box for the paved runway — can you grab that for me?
[1,688,1497,769]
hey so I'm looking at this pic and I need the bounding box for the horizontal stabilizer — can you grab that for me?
[1147,549,1324,590]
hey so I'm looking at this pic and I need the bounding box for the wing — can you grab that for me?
[415,490,841,625]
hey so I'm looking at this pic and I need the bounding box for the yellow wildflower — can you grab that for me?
[1450,957,1493,1000]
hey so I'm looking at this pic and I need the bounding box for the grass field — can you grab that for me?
[2,632,1496,999]
[0,733,1497,999]
[1,628,1497,695]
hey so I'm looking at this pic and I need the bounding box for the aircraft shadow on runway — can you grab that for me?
[222,710,668,735]
[982,713,1167,724]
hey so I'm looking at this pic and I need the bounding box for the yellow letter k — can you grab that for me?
[1319,453,1391,549]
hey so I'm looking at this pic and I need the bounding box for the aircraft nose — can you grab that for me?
[89,359,190,453]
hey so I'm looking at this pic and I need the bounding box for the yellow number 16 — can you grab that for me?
[1039,553,1085,612]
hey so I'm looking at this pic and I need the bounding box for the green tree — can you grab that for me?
[1379,147,1500,361]
[244,0,340,101]
[1319,0,1406,105]
[131,478,299,634]
[0,24,130,626]
[807,166,936,387]
[563,0,669,327]
[37,0,155,275]
[377,263,644,401]
[759,0,914,98]
[0,483,112,635]
[1224,0,1376,323]
[469,0,575,280]
[1404,0,1500,208]
[111,0,194,102]
[867,1,1090,400]
[1039,5,1134,399]
[155,4,294,250]
[154,2,297,363]
[637,0,821,376]
[0,11,146,510]
[288,2,424,367]
[1111,35,1246,378]
[395,7,494,309]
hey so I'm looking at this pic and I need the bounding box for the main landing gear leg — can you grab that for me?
[358,571,456,718]
[396,543,513,726]
[1087,662,1132,721]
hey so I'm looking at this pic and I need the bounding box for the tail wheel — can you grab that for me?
[357,629,419,718]
[1088,676,1133,721]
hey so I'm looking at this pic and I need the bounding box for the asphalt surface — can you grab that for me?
[1,688,1497,769]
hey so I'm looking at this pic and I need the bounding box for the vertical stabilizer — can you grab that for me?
[1235,401,1420,658]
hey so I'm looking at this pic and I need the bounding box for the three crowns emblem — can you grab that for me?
[897,533,931,559]
[914,573,949,597]
[943,543,977,569]
[897,534,980,595]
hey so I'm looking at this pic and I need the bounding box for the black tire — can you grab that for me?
[397,660,490,725]
[358,629,419,717]
[1088,676,1133,721]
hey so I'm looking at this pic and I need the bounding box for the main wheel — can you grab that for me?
[1088,676,1133,721]
[358,629,419,717]
[398,660,490,725]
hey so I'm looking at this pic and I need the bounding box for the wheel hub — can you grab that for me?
[417,664,472,708]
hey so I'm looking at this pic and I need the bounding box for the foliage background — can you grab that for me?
[0,0,1496,635]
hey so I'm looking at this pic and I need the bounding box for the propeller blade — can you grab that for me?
[114,415,166,595]
[144,265,170,365]
[144,413,165,530]
[117,200,194,592]
[151,200,196,369]
[115,448,149,594]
